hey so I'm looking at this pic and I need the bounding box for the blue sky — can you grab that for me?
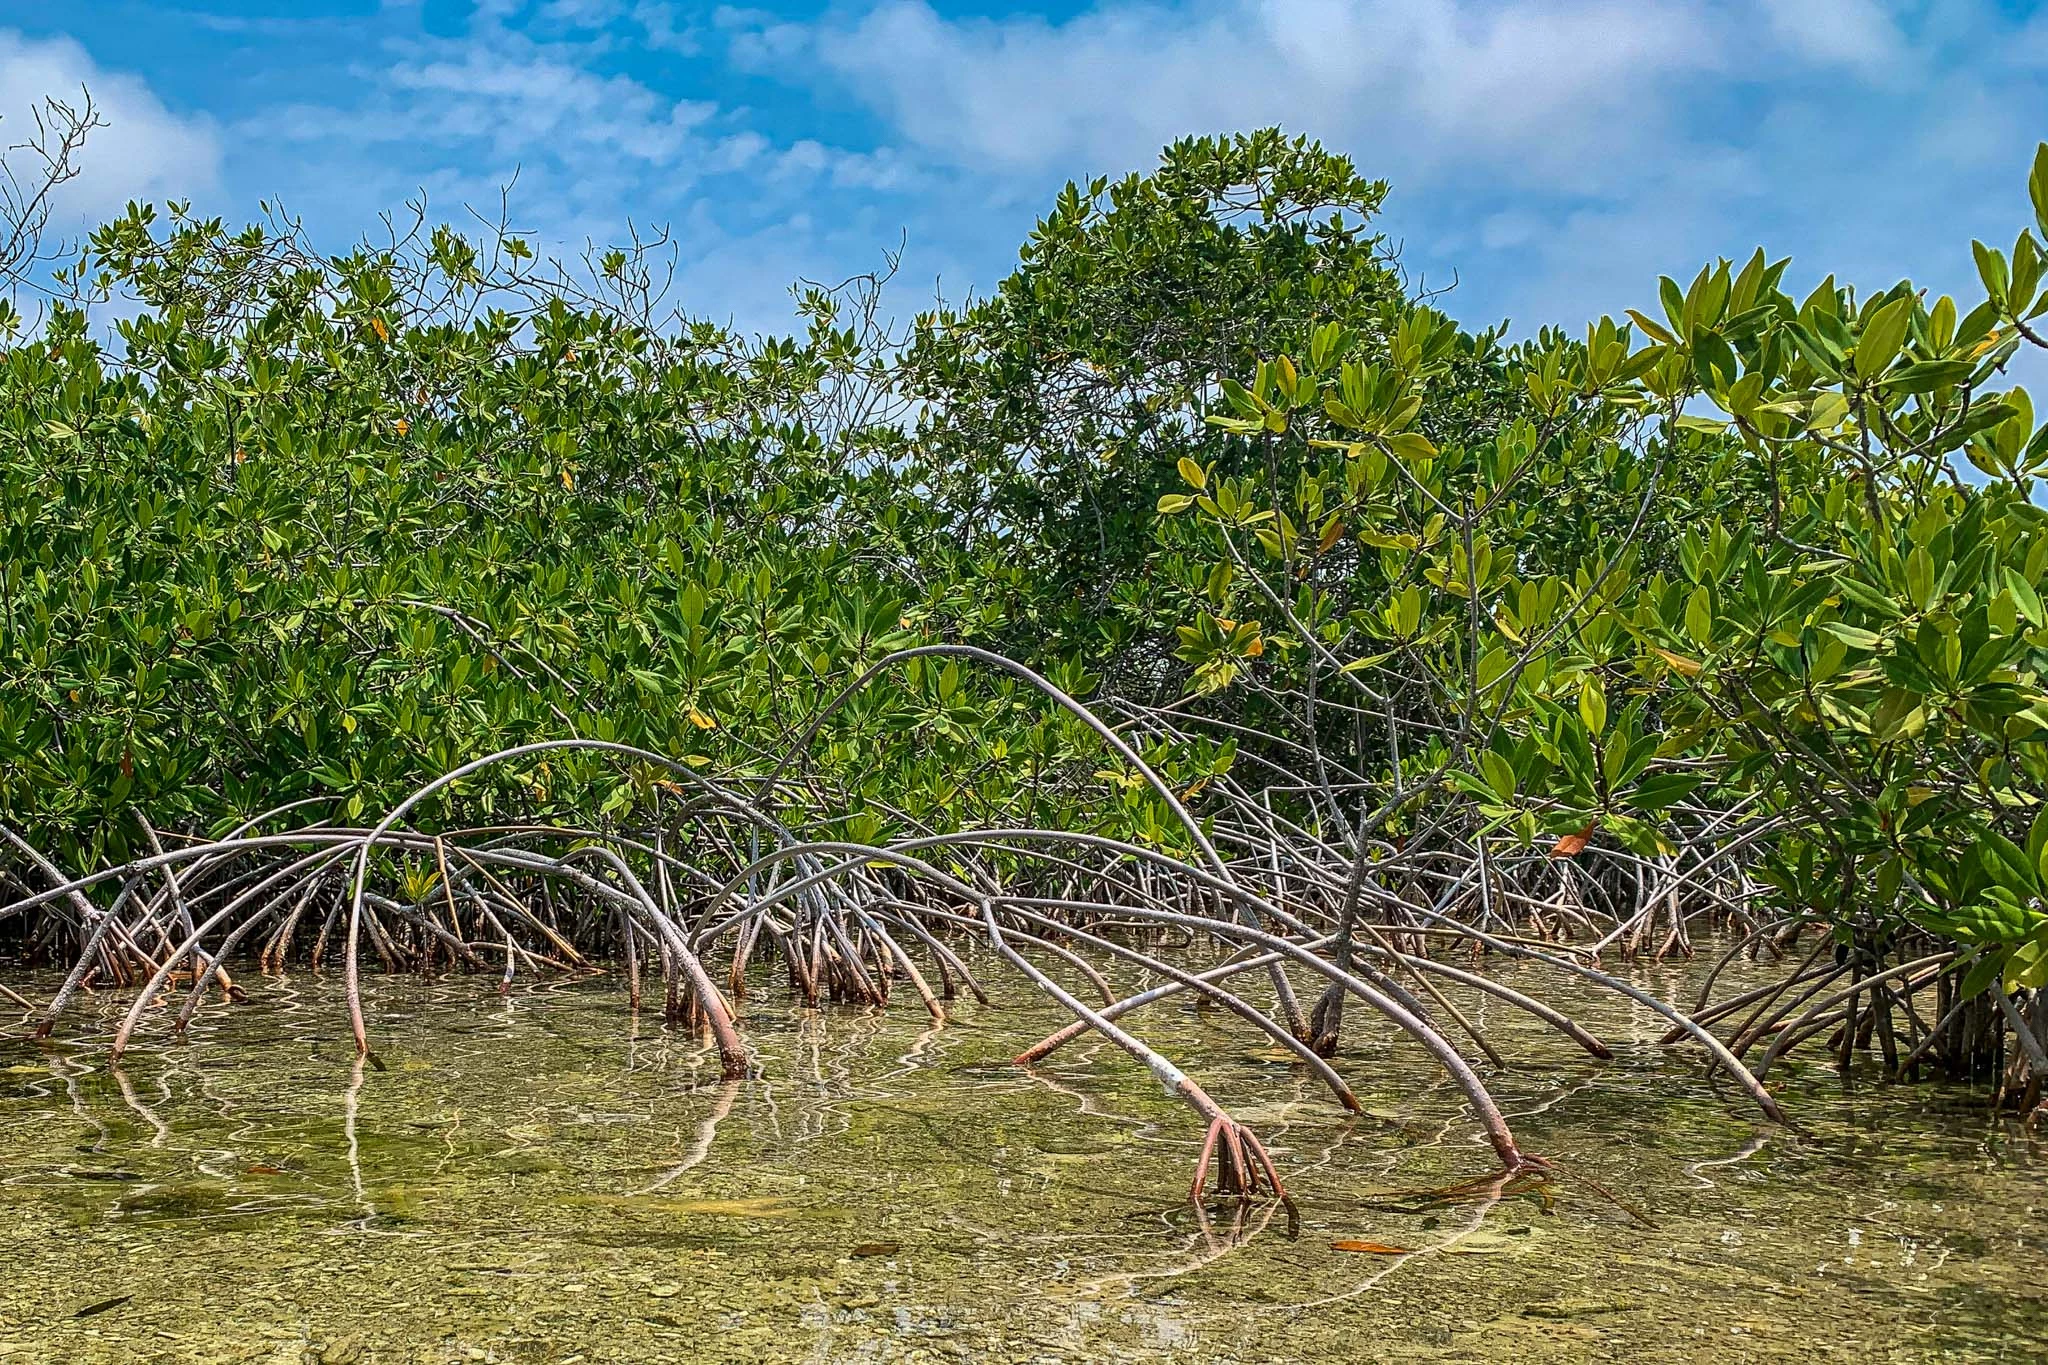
[5,1,2048,342]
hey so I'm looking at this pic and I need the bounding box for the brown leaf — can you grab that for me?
[1332,1240,1411,1255]
[1550,820,1599,859]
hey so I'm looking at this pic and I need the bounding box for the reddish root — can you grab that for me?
[1189,1114,1287,1205]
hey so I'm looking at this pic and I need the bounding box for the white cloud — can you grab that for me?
[380,45,721,165]
[632,2,702,55]
[20,0,2042,353]
[764,0,1726,193]
[184,5,925,337]
[236,6,893,232]
[0,28,220,228]
[1756,0,1903,72]
[707,0,2047,345]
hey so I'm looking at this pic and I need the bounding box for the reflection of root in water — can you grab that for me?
[633,1078,740,1194]
[1684,1131,1769,1190]
[1214,1164,1537,1324]
[1077,1196,1292,1300]
[1349,1164,1557,1216]
[112,1063,171,1148]
[343,1053,372,1227]
[60,1052,110,1155]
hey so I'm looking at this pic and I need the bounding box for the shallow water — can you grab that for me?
[0,952,2042,1363]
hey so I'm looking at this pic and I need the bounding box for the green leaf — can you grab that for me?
[1974,240,2010,302]
[1658,276,1687,339]
[1691,327,1739,391]
[2032,142,2048,241]
[2030,805,2048,885]
[1579,679,1607,737]
[2004,567,2044,627]
[2010,936,2048,991]
[1684,586,1713,648]
[1819,622,1884,651]
[1625,310,1675,345]
[1980,831,2042,899]
[1882,359,1973,394]
[1853,296,1911,377]
[1958,951,2004,1001]
[1479,751,1517,801]
[1628,771,1702,813]
[1905,546,1935,612]
[1388,431,1437,461]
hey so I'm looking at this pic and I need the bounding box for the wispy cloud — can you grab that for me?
[189,4,924,332]
[0,27,219,228]
[768,0,1724,193]
[13,0,2048,351]
[1755,0,1905,73]
[716,0,2048,337]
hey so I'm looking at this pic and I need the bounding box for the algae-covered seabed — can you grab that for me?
[0,956,2042,1363]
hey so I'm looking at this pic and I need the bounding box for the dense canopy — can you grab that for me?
[4,127,2048,1181]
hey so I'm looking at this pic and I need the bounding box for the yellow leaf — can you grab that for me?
[1652,647,1703,677]
[369,317,389,342]
[560,468,575,489]
[687,707,717,730]
[394,418,411,436]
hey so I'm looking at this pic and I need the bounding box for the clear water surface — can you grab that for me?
[1,951,2042,1362]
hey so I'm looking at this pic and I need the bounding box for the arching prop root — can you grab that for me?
[0,642,1851,1208]
[1190,1112,1287,1205]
